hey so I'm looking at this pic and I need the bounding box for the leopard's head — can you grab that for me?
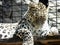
[26,2,48,29]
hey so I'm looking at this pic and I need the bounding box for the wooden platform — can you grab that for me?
[0,36,60,45]
[0,39,60,45]
[0,42,22,45]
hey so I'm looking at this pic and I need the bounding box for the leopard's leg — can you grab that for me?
[16,28,34,45]
[40,21,59,36]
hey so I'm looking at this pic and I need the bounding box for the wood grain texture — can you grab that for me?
[0,40,60,45]
[0,42,22,45]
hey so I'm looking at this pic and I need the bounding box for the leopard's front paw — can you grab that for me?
[47,27,59,36]
[40,30,48,37]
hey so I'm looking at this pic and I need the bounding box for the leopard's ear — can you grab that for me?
[39,0,48,8]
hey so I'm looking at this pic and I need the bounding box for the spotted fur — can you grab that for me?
[0,0,59,45]
[15,2,58,45]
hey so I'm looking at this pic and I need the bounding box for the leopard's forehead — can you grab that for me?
[28,2,47,15]
[28,2,48,17]
[29,2,46,9]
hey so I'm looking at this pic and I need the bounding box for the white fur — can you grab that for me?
[0,23,18,39]
[51,27,59,35]
[16,0,21,3]
[0,1,2,5]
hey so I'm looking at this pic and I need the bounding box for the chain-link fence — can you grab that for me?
[48,0,60,32]
[0,0,27,23]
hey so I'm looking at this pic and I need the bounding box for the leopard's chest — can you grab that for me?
[17,19,49,37]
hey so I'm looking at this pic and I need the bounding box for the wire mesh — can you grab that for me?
[48,0,60,31]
